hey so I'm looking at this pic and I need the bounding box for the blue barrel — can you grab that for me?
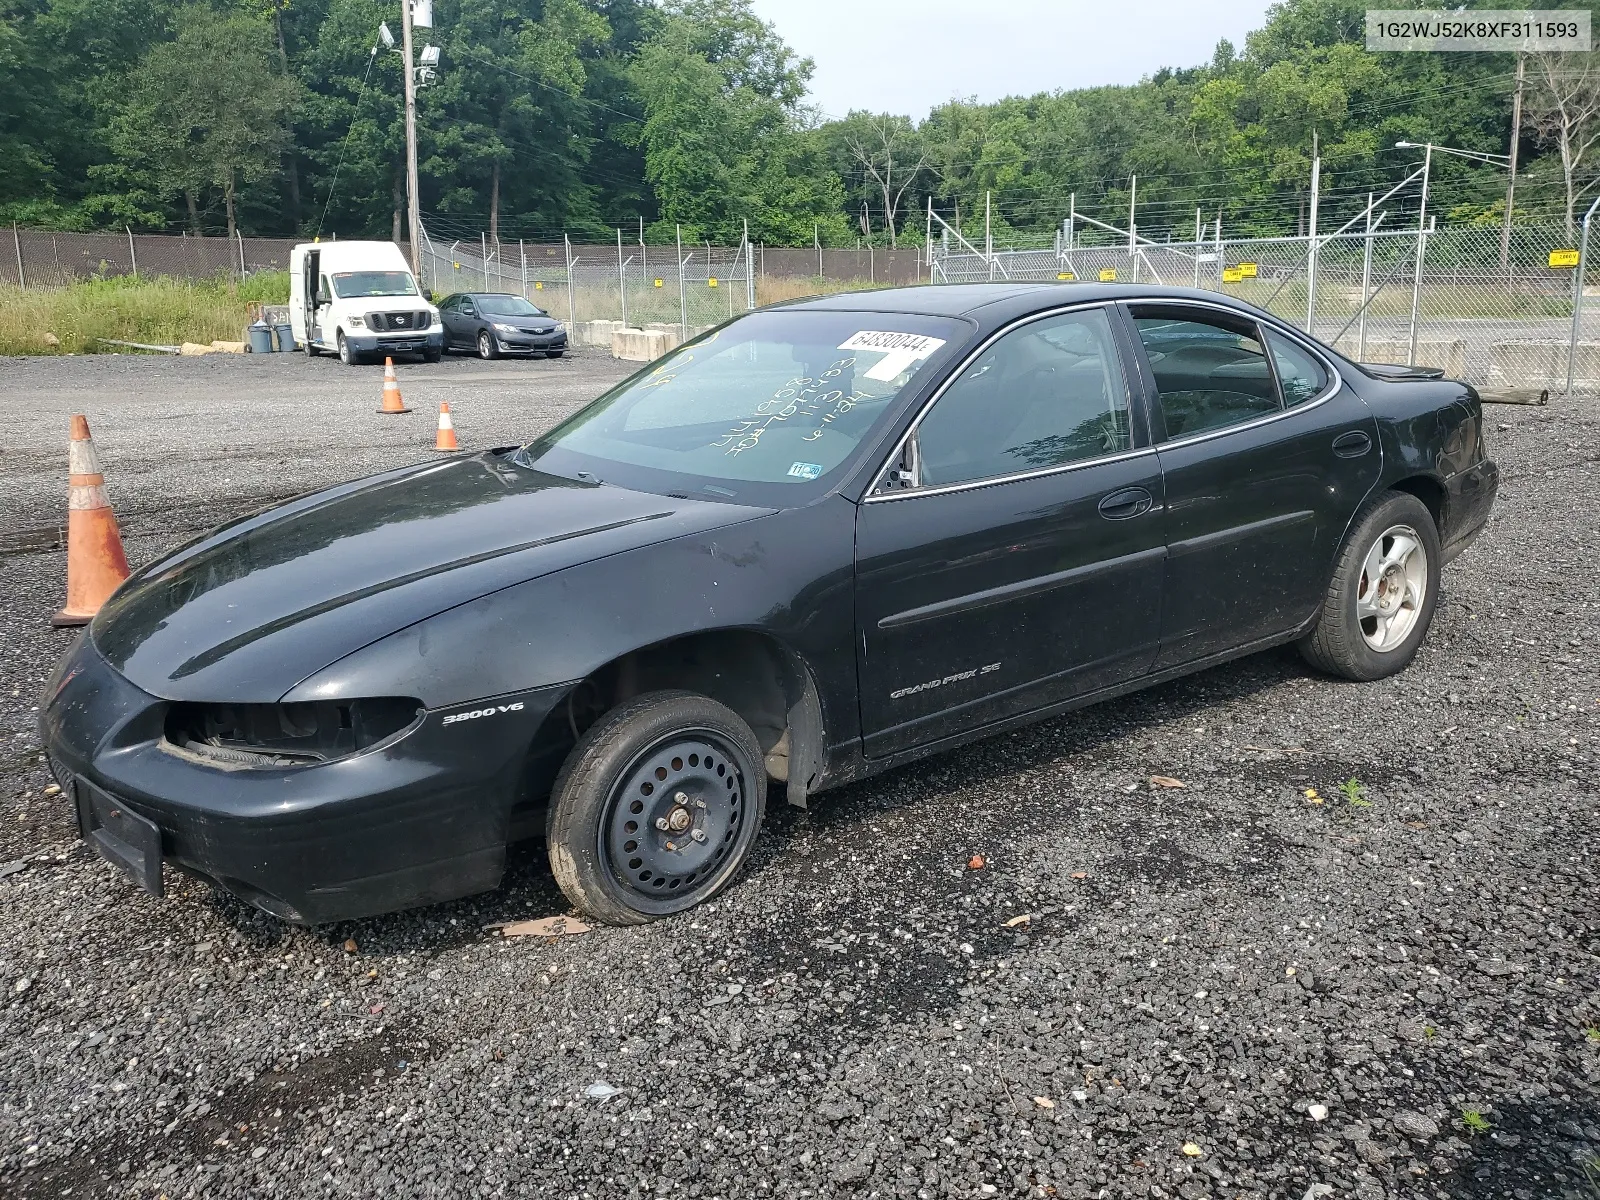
[273,323,295,352]
[247,323,274,354]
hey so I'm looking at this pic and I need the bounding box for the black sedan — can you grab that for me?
[41,284,1498,927]
[438,292,567,358]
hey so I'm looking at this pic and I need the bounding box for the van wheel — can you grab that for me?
[547,690,765,925]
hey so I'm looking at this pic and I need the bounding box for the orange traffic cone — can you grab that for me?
[378,357,411,414]
[53,414,130,627]
[434,402,459,451]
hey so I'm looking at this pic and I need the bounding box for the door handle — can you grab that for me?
[1098,486,1154,520]
[1332,430,1372,458]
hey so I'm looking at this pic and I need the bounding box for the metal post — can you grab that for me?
[1358,194,1374,361]
[1193,207,1202,288]
[237,230,247,279]
[520,239,526,299]
[985,190,993,281]
[401,0,421,276]
[744,219,755,311]
[617,227,627,328]
[1408,143,1433,365]
[1127,175,1138,282]
[925,197,933,280]
[815,223,822,279]
[127,226,137,279]
[564,233,575,329]
[1502,53,1525,274]
[1566,193,1600,393]
[1068,192,1075,252]
[677,224,687,341]
[1305,149,1320,333]
[1216,211,1224,286]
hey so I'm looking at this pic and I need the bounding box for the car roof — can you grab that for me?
[780,282,1262,318]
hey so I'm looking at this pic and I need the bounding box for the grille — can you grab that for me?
[368,311,430,332]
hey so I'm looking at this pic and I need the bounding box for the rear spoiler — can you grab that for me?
[1360,361,1446,381]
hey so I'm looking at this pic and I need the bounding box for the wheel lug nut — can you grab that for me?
[690,829,706,843]
[675,792,689,803]
[694,799,706,809]
[665,841,676,851]
[654,817,670,831]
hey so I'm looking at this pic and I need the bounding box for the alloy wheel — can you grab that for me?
[1357,523,1428,652]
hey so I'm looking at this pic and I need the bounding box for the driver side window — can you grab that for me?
[913,307,1132,488]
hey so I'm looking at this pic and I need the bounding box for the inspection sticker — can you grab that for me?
[787,461,824,480]
[838,330,946,381]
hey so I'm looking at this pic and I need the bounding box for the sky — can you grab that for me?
[748,0,1275,120]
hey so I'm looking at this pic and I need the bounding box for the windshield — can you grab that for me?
[332,271,418,299]
[478,295,545,317]
[516,310,968,502]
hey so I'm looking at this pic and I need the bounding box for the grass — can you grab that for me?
[0,271,896,357]
[0,272,289,355]
[1460,1107,1492,1134]
[1337,777,1373,807]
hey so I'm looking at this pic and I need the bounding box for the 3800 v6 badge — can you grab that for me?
[42,283,1496,926]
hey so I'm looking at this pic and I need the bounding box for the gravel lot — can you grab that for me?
[1,351,1597,1200]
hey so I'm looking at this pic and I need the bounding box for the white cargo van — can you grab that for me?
[288,241,444,365]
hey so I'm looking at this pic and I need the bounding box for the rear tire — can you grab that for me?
[1300,491,1441,681]
[547,690,765,926]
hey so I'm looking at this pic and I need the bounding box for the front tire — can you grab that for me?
[477,330,499,360]
[337,332,359,366]
[422,347,441,363]
[547,690,766,926]
[1300,491,1441,681]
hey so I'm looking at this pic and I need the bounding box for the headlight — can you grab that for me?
[164,698,422,766]
[493,322,519,335]
[347,315,366,329]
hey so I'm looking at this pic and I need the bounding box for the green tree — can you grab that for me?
[112,5,297,236]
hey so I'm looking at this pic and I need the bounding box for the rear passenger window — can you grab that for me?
[1264,328,1330,406]
[1133,312,1280,438]
[915,307,1131,487]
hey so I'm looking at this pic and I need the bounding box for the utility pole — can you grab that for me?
[401,0,421,276]
[1408,142,1433,366]
[1501,52,1525,273]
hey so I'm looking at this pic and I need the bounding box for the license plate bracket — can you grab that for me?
[74,779,164,896]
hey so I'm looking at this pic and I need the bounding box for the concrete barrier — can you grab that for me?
[1331,337,1467,380]
[575,319,621,347]
[612,328,668,362]
[643,323,684,353]
[1487,340,1600,390]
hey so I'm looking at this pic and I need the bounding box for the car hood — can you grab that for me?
[92,453,765,703]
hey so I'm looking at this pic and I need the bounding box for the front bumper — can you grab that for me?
[1441,457,1498,563]
[39,635,565,924]
[493,330,568,354]
[346,329,445,355]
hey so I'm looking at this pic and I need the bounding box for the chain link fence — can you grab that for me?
[0,226,302,286]
[934,220,1596,393]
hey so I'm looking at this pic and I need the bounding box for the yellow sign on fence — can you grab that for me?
[708,277,719,288]
[1238,262,1258,277]
[654,278,664,287]
[534,281,543,290]
[1057,271,1076,281]
[1098,268,1117,282]
[1550,249,1580,268]
[1222,267,1244,284]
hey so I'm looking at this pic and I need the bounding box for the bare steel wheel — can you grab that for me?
[1300,491,1441,681]
[547,690,765,925]
[1357,524,1427,652]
